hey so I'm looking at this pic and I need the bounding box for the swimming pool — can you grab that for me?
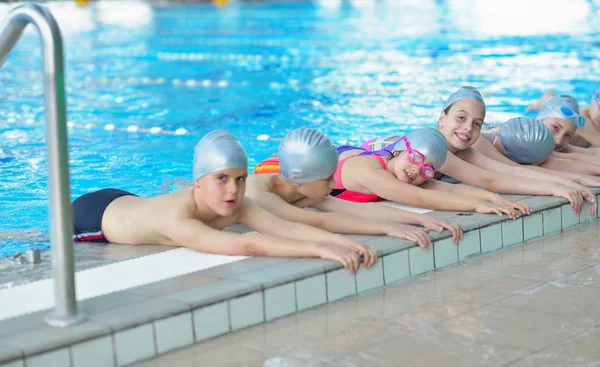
[0,0,599,257]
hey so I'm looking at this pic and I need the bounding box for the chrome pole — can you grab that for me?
[0,3,85,327]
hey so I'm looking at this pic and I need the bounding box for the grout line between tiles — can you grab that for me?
[499,323,600,367]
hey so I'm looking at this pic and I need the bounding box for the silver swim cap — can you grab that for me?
[499,117,554,164]
[278,127,338,184]
[193,130,248,180]
[392,128,448,170]
[537,95,585,128]
[442,86,486,114]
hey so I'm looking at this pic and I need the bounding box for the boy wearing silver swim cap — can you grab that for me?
[535,95,585,152]
[72,130,365,274]
[526,89,600,152]
[523,90,600,173]
[247,127,464,248]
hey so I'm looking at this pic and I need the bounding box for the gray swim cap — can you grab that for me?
[442,86,486,114]
[537,95,585,128]
[278,127,338,184]
[193,130,248,180]
[499,117,554,164]
[392,128,448,170]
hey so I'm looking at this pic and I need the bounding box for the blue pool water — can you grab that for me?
[0,0,599,256]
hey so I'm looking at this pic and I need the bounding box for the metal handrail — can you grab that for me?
[0,3,85,327]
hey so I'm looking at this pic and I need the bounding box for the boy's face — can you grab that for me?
[297,174,336,201]
[541,118,575,151]
[437,99,485,152]
[196,168,247,216]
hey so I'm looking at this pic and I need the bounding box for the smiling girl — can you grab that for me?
[362,87,596,215]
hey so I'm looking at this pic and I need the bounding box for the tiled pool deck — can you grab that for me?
[1,191,599,367]
[137,220,600,367]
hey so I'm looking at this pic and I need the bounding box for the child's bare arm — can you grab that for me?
[358,166,519,217]
[312,196,463,244]
[552,151,600,166]
[441,152,589,214]
[170,214,363,273]
[563,145,600,156]
[250,190,432,247]
[540,156,600,176]
[471,137,520,166]
[422,180,530,215]
[238,198,378,268]
[466,148,597,208]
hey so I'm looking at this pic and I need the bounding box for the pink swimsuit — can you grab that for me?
[331,153,388,202]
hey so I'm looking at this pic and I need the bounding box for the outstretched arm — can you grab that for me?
[357,166,518,218]
[441,151,589,214]
[171,216,320,258]
[312,196,463,244]
[169,203,363,273]
[471,136,520,167]
[540,156,600,176]
[247,190,431,247]
[525,165,600,189]
[563,144,600,156]
[238,198,377,268]
[465,146,597,213]
[421,180,530,216]
[552,151,600,166]
[247,191,431,242]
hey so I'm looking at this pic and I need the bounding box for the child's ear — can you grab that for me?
[437,113,445,127]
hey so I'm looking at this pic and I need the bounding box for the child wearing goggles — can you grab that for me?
[332,128,525,218]
[526,88,600,153]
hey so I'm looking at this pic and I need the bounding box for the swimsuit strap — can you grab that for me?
[333,155,354,189]
[373,154,388,170]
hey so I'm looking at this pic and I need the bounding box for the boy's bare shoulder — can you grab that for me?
[246,174,272,192]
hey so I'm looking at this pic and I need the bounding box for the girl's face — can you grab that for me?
[195,168,247,216]
[590,93,600,130]
[437,99,485,152]
[541,118,576,151]
[297,174,336,201]
[392,151,433,186]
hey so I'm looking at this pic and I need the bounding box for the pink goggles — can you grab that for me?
[401,136,435,180]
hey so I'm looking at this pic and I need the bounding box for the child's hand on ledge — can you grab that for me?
[419,216,464,245]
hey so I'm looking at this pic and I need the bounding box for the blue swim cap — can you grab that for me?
[193,130,248,180]
[392,128,448,170]
[278,127,338,184]
[442,86,486,114]
[499,117,554,164]
[537,95,585,128]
